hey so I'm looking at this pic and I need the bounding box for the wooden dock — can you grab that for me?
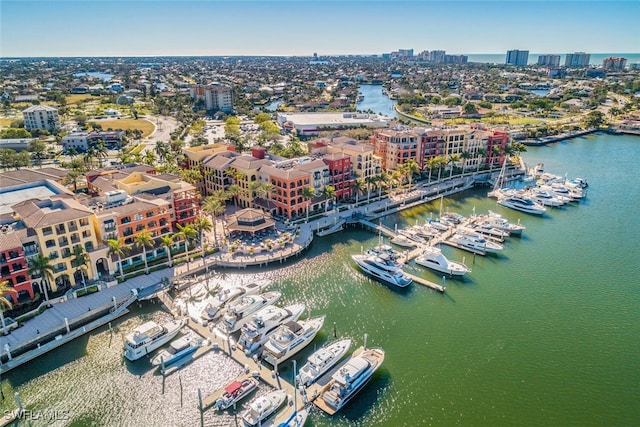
[405,273,446,292]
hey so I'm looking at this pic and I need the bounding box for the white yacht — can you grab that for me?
[200,282,265,322]
[389,233,416,248]
[415,246,470,277]
[217,291,282,335]
[315,347,385,415]
[497,194,547,215]
[296,338,352,387]
[237,303,306,355]
[468,222,510,240]
[213,377,259,411]
[448,230,504,254]
[123,319,184,361]
[262,316,326,366]
[398,228,428,245]
[527,187,567,207]
[477,211,525,236]
[150,334,204,366]
[241,389,287,426]
[278,408,309,427]
[352,252,412,288]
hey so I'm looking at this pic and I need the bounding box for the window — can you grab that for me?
[45,239,56,248]
[134,214,143,221]
[146,211,154,218]
[42,227,53,236]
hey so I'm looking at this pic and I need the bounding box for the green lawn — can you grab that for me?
[95,118,155,137]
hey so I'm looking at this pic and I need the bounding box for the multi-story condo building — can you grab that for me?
[565,52,591,68]
[190,83,234,112]
[322,152,353,201]
[506,50,529,66]
[12,195,99,291]
[537,54,561,67]
[258,166,311,219]
[0,231,33,302]
[225,155,272,209]
[371,129,424,171]
[296,159,330,196]
[602,57,627,71]
[182,144,235,196]
[62,131,125,151]
[22,105,60,132]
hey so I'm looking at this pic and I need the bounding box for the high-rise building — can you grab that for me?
[506,50,529,66]
[22,105,60,131]
[537,54,561,67]
[602,57,627,71]
[565,52,591,68]
[190,83,233,112]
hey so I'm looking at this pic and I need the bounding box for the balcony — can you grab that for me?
[68,223,78,232]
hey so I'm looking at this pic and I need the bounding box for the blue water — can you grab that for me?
[72,72,114,82]
[356,84,397,118]
[466,53,640,66]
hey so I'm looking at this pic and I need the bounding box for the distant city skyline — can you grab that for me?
[1,1,639,58]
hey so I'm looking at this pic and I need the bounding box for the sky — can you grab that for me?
[1,1,639,57]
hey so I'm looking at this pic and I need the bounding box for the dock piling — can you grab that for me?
[198,388,204,427]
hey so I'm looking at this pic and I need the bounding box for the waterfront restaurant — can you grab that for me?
[226,208,276,237]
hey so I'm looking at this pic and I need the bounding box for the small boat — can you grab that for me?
[213,377,259,411]
[415,246,470,277]
[217,291,282,335]
[351,252,413,288]
[262,316,326,366]
[315,347,385,415]
[390,234,417,248]
[398,228,428,245]
[296,338,352,387]
[237,303,306,355]
[242,389,288,426]
[150,334,205,366]
[123,319,184,361]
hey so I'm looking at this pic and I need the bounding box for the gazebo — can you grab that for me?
[226,208,276,237]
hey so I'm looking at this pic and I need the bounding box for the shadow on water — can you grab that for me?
[338,367,392,423]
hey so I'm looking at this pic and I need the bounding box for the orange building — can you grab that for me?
[259,165,311,219]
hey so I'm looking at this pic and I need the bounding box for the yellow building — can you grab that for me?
[12,195,100,291]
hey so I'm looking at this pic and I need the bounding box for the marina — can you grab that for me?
[0,133,638,426]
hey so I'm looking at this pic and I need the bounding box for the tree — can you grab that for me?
[322,185,336,213]
[71,245,89,289]
[193,217,213,272]
[352,178,365,205]
[28,139,48,167]
[365,176,376,203]
[202,196,225,247]
[402,159,420,188]
[460,151,472,172]
[63,169,83,193]
[107,238,129,280]
[302,187,316,220]
[448,154,461,177]
[0,280,14,335]
[475,147,487,172]
[135,230,154,274]
[94,141,108,168]
[176,223,197,271]
[227,184,242,208]
[463,102,478,115]
[160,235,174,267]
[583,110,606,128]
[27,254,54,305]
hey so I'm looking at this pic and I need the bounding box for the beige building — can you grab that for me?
[22,105,60,132]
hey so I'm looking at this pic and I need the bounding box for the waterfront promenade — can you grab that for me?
[0,168,516,369]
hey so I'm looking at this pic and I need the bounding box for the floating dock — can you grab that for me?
[405,273,446,292]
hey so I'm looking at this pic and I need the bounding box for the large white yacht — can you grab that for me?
[415,246,470,277]
[296,338,352,387]
[123,319,184,361]
[351,252,413,288]
[315,347,385,415]
[497,194,547,215]
[448,230,504,254]
[200,282,266,322]
[241,389,287,426]
[237,303,306,354]
[150,334,204,367]
[477,211,525,236]
[262,316,326,366]
[217,291,281,335]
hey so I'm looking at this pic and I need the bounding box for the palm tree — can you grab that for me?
[365,176,376,204]
[135,230,154,274]
[176,223,197,271]
[71,245,89,289]
[107,238,129,280]
[27,254,54,305]
[426,157,439,182]
[377,171,390,198]
[83,146,96,169]
[322,185,336,213]
[248,181,262,209]
[193,217,213,272]
[63,169,83,193]
[448,154,461,177]
[202,196,224,247]
[227,184,242,208]
[160,235,174,267]
[475,147,487,172]
[94,141,108,168]
[302,187,316,221]
[0,280,14,335]
[259,182,275,212]
[352,178,365,206]
[460,151,472,173]
[402,159,420,189]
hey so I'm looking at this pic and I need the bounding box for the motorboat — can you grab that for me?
[468,222,510,240]
[441,212,466,225]
[448,230,504,254]
[315,347,385,415]
[262,316,326,366]
[549,183,584,201]
[527,187,567,207]
[200,282,266,322]
[478,211,525,236]
[237,303,306,355]
[427,219,450,232]
[398,228,428,245]
[351,252,413,288]
[296,338,352,387]
[415,246,470,277]
[497,194,547,215]
[414,223,440,240]
[123,319,184,361]
[150,334,205,366]
[241,389,287,426]
[213,377,259,411]
[277,407,309,427]
[217,291,282,335]
[367,243,403,262]
[389,234,416,248]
